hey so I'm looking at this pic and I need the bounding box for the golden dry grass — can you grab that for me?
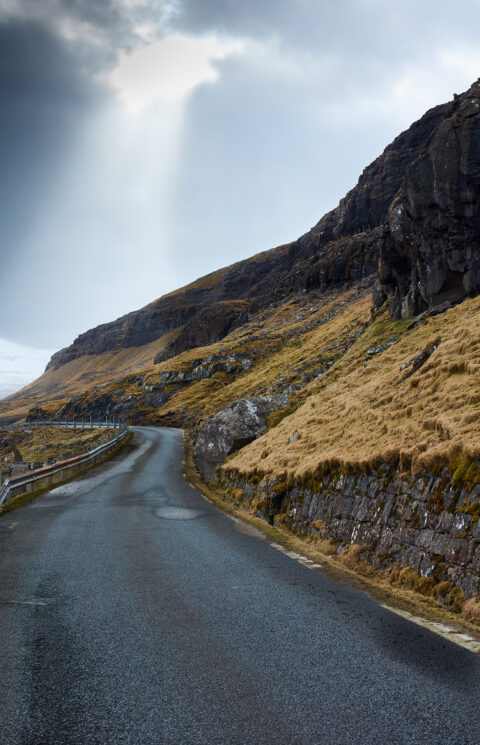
[0,286,365,426]
[463,597,480,621]
[223,295,480,479]
[154,288,369,420]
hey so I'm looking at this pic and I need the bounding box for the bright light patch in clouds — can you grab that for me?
[111,34,242,112]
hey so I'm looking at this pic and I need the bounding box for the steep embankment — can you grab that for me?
[224,297,480,478]
[215,294,480,610]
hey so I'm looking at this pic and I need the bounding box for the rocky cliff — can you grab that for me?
[299,100,452,246]
[376,79,480,318]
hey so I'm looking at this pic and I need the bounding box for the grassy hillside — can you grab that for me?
[0,330,180,422]
[222,294,480,481]
[4,283,480,492]
[0,284,370,427]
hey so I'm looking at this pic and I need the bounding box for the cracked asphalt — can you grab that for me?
[1,426,480,744]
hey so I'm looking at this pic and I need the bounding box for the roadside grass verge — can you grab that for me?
[0,424,120,478]
[183,432,480,640]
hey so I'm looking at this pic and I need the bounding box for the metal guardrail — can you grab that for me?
[0,429,129,507]
[6,420,126,429]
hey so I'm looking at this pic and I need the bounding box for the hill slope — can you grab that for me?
[0,80,478,457]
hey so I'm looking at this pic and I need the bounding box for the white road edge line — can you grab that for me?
[269,540,480,654]
[270,542,321,568]
[381,604,480,655]
[185,471,480,655]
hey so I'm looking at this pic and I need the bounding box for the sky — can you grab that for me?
[0,338,55,399]
[2,1,480,355]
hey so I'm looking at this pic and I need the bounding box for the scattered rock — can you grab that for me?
[399,338,441,382]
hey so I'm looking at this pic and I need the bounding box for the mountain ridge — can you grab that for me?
[46,91,454,373]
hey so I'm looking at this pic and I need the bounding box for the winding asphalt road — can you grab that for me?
[1,426,480,744]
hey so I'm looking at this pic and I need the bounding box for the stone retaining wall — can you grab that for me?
[218,464,480,598]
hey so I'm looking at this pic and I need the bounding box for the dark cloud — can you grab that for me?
[1,0,173,63]
[0,20,95,101]
[0,21,99,266]
[0,19,113,344]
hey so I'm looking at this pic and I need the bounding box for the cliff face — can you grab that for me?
[300,100,452,246]
[376,79,480,318]
[46,93,452,372]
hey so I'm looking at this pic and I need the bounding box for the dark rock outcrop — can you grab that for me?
[194,397,274,481]
[376,79,480,318]
[300,100,452,246]
[25,406,52,422]
[398,338,441,382]
[153,303,248,364]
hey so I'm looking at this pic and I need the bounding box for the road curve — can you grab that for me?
[0,426,479,745]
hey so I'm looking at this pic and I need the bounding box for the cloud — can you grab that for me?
[0,0,175,69]
[110,33,243,112]
[0,20,104,279]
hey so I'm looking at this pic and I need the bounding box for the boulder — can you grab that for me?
[194,397,274,480]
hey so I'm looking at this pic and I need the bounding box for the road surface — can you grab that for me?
[0,426,479,744]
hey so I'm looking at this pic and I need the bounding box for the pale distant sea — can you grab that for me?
[0,338,55,400]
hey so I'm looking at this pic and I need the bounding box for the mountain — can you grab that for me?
[0,81,474,431]
[4,79,480,617]
[375,78,480,318]
[45,92,451,373]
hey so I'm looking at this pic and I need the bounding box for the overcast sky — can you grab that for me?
[1,0,480,350]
